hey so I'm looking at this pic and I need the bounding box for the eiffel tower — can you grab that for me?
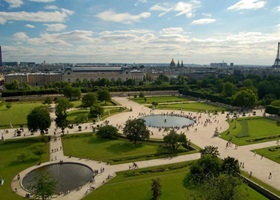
[272,42,280,68]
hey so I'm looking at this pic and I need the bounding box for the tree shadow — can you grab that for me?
[106,142,143,154]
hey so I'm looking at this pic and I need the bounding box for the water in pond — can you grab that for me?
[22,163,93,193]
[142,114,194,128]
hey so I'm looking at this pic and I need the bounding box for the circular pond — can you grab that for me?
[22,162,93,193]
[142,114,194,128]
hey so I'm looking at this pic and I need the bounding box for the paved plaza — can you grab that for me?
[2,97,279,199]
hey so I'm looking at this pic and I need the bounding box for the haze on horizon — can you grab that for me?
[0,0,279,65]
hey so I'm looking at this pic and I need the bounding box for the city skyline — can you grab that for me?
[0,0,279,65]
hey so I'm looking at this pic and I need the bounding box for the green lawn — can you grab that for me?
[132,96,191,104]
[0,137,50,200]
[0,101,44,128]
[220,117,280,146]
[62,134,196,164]
[254,145,280,164]
[83,162,267,200]
[156,102,226,112]
[67,107,127,123]
[67,109,89,122]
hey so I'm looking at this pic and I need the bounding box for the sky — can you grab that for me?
[0,0,279,65]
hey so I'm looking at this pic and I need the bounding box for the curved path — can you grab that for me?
[3,97,280,199]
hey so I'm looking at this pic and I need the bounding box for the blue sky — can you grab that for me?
[0,0,279,65]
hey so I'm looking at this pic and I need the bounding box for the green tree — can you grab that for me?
[232,89,257,108]
[188,154,222,184]
[202,174,244,200]
[200,146,220,157]
[163,130,187,150]
[221,156,240,176]
[89,104,104,118]
[222,82,236,97]
[81,93,97,108]
[97,89,111,105]
[63,86,81,100]
[151,178,162,200]
[96,125,118,139]
[139,92,145,98]
[55,98,73,131]
[6,102,12,109]
[123,118,150,144]
[43,96,53,105]
[28,172,57,200]
[27,107,51,134]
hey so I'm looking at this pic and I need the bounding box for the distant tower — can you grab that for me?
[272,42,280,68]
[177,60,180,67]
[181,60,184,67]
[0,46,2,66]
[170,58,176,67]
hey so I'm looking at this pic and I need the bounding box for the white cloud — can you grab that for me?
[44,23,67,31]
[13,32,29,40]
[28,0,55,2]
[160,27,185,34]
[150,1,200,18]
[276,6,280,12]
[25,24,35,28]
[134,0,148,6]
[191,18,216,25]
[5,0,23,8]
[44,5,58,10]
[9,27,279,65]
[227,0,266,10]
[0,9,74,24]
[5,0,55,8]
[96,10,151,24]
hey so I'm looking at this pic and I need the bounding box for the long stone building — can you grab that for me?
[4,66,144,86]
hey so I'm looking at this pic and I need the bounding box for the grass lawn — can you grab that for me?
[132,96,191,104]
[67,107,127,123]
[0,101,44,128]
[83,162,267,200]
[67,109,89,122]
[220,117,280,146]
[0,137,50,200]
[156,102,226,112]
[253,145,280,164]
[62,134,197,164]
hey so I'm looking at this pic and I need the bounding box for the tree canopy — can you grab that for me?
[97,89,111,105]
[81,93,97,108]
[27,106,51,133]
[89,103,104,118]
[163,130,187,150]
[96,125,118,139]
[232,89,257,108]
[28,172,57,200]
[123,118,150,144]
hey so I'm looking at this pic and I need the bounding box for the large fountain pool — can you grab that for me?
[22,162,93,193]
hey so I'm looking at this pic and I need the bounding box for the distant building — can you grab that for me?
[210,63,227,68]
[5,73,62,86]
[20,62,36,67]
[62,66,143,83]
[3,62,18,66]
[170,58,176,67]
[272,42,280,68]
[0,46,2,67]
